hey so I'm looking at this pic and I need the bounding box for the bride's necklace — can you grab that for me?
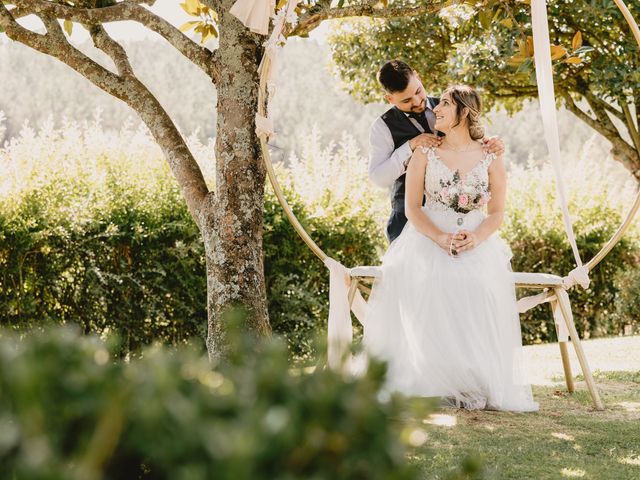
[444,138,475,153]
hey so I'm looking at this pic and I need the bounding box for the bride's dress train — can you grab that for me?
[364,148,538,412]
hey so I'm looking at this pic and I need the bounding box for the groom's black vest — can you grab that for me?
[381,97,440,241]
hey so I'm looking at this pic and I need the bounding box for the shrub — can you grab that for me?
[0,154,207,354]
[0,325,425,480]
[503,152,640,343]
[613,266,640,335]
[265,130,387,360]
[0,119,637,356]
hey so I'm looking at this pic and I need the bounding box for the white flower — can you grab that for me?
[285,9,299,25]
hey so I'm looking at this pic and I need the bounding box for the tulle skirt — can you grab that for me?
[363,207,539,412]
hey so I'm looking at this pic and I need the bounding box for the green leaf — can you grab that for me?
[500,18,513,28]
[63,19,73,37]
[180,0,201,16]
[201,24,218,44]
[479,10,491,29]
[564,56,583,65]
[572,31,582,50]
[179,20,200,33]
[516,57,533,74]
[574,46,595,55]
[550,45,567,60]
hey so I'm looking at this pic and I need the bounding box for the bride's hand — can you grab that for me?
[453,230,479,253]
[435,232,454,252]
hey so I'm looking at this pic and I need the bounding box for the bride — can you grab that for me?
[363,84,538,412]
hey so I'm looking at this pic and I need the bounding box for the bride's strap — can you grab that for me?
[483,151,497,168]
[419,145,438,161]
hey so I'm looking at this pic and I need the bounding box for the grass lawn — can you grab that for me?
[412,336,640,479]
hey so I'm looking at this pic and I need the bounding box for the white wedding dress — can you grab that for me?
[363,148,539,412]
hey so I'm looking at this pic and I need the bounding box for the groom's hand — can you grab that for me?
[409,133,442,151]
[482,136,505,156]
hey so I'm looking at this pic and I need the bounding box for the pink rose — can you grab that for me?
[440,187,449,198]
[458,194,469,207]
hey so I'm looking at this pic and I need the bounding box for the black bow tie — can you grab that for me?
[406,110,431,133]
[406,111,425,119]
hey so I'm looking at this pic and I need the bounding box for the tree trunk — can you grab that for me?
[204,4,271,359]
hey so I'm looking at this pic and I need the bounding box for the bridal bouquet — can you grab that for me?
[438,171,491,213]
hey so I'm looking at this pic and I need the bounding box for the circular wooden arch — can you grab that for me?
[258,0,640,275]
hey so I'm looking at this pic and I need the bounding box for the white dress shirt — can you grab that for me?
[368,101,437,189]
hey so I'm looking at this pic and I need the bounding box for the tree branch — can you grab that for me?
[1,2,211,224]
[89,24,135,77]
[580,89,625,124]
[563,94,604,133]
[564,93,640,178]
[12,0,220,83]
[583,90,622,136]
[290,0,450,37]
[621,103,640,155]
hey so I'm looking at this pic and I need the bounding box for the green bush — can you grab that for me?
[0,324,429,479]
[0,163,380,361]
[0,125,386,360]
[264,185,384,361]
[0,170,207,353]
[1,120,638,356]
[613,266,640,335]
[502,157,640,343]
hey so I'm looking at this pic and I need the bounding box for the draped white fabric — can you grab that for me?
[530,0,589,289]
[252,0,300,140]
[230,0,274,35]
[511,0,591,315]
[324,257,367,370]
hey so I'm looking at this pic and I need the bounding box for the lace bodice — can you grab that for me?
[423,147,495,214]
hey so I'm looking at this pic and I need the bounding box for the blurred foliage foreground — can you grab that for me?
[0,118,639,361]
[0,322,442,480]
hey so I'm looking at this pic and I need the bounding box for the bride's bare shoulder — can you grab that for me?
[407,146,431,173]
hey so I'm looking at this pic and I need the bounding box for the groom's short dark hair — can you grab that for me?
[377,60,414,93]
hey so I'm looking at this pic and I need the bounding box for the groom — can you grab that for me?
[369,59,505,242]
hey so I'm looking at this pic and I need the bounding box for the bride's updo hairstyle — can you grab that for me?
[443,85,485,140]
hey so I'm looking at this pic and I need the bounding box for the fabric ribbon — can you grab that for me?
[324,257,368,371]
[253,0,300,141]
[230,0,275,35]
[516,290,554,314]
[562,265,591,290]
[531,0,590,290]
[255,113,275,138]
[258,0,299,79]
[551,299,570,342]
